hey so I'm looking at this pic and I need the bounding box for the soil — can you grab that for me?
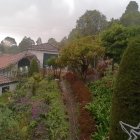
[60,72,96,140]
[59,79,79,140]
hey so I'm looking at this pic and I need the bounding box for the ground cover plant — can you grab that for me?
[86,75,114,140]
[0,75,68,140]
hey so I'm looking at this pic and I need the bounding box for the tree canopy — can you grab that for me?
[101,23,140,64]
[60,36,105,79]
[68,10,108,40]
[29,59,39,76]
[48,38,58,46]
[36,37,42,45]
[120,1,140,26]
[19,36,35,51]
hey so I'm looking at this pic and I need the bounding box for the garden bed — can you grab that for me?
[0,76,69,140]
[63,72,96,140]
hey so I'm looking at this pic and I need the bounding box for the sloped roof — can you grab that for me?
[0,75,17,85]
[0,52,35,70]
[28,43,59,53]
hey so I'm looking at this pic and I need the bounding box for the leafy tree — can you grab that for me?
[110,35,140,140]
[101,24,127,64]
[68,28,81,41]
[29,59,39,76]
[1,37,17,47]
[60,36,105,80]
[48,38,58,46]
[58,37,67,48]
[101,23,140,69]
[19,36,35,51]
[0,44,5,53]
[0,37,19,53]
[47,57,57,68]
[47,57,63,78]
[120,1,140,26]
[36,37,42,45]
[125,1,139,13]
[68,10,108,40]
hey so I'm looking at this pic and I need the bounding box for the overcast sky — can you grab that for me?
[0,0,140,44]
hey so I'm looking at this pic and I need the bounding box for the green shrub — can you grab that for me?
[0,105,22,140]
[29,59,39,76]
[86,75,114,140]
[110,36,140,140]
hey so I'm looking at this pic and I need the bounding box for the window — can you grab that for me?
[2,86,10,93]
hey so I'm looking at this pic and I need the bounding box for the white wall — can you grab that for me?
[28,50,58,68]
[0,83,17,95]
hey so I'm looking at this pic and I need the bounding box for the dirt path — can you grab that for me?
[62,72,96,140]
[59,79,79,140]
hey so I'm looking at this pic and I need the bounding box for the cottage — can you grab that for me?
[0,52,38,94]
[28,43,59,68]
[0,76,17,95]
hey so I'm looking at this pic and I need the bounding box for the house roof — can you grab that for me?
[28,43,59,53]
[0,52,36,70]
[0,75,17,85]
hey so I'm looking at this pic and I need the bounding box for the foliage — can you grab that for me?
[125,1,139,12]
[58,37,68,48]
[110,35,140,140]
[60,36,105,79]
[68,10,108,40]
[47,57,64,78]
[101,23,140,64]
[48,38,58,46]
[0,105,23,140]
[36,37,42,45]
[0,36,19,54]
[120,1,140,26]
[0,75,68,140]
[101,24,127,63]
[18,36,35,51]
[29,59,39,76]
[86,75,114,140]
[47,57,57,68]
[43,81,69,140]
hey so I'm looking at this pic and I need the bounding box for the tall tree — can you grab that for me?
[0,37,19,53]
[101,23,140,68]
[48,38,58,46]
[1,37,17,47]
[120,1,140,26]
[101,24,127,65]
[19,36,35,51]
[36,37,42,45]
[68,10,108,40]
[110,35,140,140]
[125,1,139,13]
[60,36,104,80]
[58,37,67,48]
[68,28,81,41]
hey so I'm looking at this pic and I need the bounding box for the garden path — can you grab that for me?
[59,79,79,140]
